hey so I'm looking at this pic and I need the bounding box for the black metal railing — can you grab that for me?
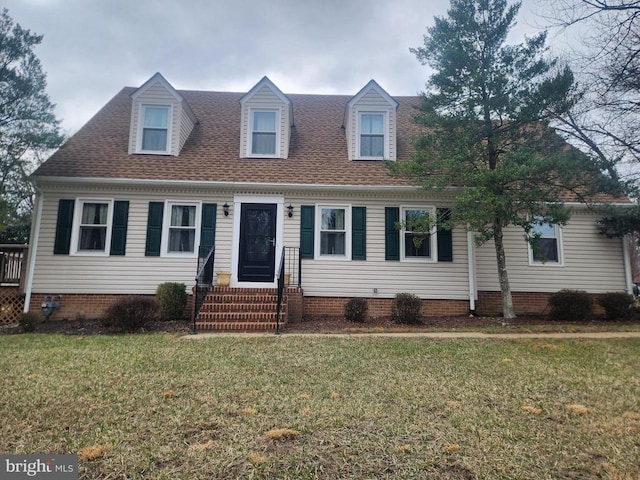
[283,246,301,288]
[192,245,215,334]
[275,246,301,335]
[275,248,286,335]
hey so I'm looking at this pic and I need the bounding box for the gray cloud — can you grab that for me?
[5,0,557,134]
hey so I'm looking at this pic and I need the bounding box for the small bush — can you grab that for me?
[155,282,188,320]
[344,297,368,323]
[598,292,635,320]
[101,296,159,332]
[392,293,422,324]
[19,312,40,332]
[548,289,593,321]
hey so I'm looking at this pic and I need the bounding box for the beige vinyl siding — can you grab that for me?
[239,85,290,158]
[347,89,397,161]
[128,83,195,156]
[283,194,469,300]
[32,186,233,295]
[475,210,627,293]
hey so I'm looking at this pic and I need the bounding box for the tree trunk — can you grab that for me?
[493,223,516,319]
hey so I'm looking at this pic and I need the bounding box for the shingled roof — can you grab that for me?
[33,87,424,188]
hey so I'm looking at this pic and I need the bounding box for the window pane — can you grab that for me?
[81,203,108,225]
[169,229,195,252]
[532,222,555,237]
[361,114,383,134]
[252,132,276,154]
[321,232,345,255]
[405,209,430,231]
[79,226,106,251]
[170,205,196,227]
[532,238,558,262]
[361,135,384,157]
[144,107,168,128]
[253,111,276,132]
[321,209,345,230]
[405,233,430,257]
[142,129,168,151]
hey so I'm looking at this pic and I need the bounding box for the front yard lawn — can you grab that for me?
[1,334,638,479]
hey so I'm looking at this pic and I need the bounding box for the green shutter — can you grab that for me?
[437,208,453,262]
[53,199,75,255]
[109,201,129,256]
[145,202,164,256]
[352,206,366,260]
[200,203,217,248]
[300,205,315,259]
[385,207,400,261]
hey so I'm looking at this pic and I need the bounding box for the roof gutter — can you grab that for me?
[32,175,443,194]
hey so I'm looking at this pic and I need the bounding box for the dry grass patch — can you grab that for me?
[522,405,543,415]
[623,412,640,420]
[263,428,299,441]
[248,452,267,465]
[567,404,590,415]
[78,446,107,462]
[188,440,216,452]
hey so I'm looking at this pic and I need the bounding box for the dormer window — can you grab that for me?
[140,105,171,153]
[251,110,278,156]
[359,112,385,158]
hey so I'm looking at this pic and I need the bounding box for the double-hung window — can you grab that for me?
[140,105,170,153]
[163,202,200,255]
[71,199,114,255]
[318,206,349,258]
[359,112,385,158]
[401,207,436,261]
[251,110,277,156]
[529,220,562,264]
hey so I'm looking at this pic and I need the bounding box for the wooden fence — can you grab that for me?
[0,245,29,324]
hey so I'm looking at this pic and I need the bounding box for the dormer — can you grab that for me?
[128,72,197,156]
[345,80,399,161]
[239,77,293,159]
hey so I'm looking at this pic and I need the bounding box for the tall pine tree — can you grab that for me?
[397,0,613,318]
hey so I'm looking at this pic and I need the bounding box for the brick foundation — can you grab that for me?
[476,291,605,316]
[302,296,470,321]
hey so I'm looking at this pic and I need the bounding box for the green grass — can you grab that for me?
[1,334,639,479]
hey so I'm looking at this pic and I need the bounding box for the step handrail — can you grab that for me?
[192,245,215,334]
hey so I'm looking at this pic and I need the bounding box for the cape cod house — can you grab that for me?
[23,73,634,330]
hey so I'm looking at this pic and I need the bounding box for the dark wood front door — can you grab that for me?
[238,203,277,282]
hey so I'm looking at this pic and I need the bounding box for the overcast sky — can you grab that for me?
[5,0,559,134]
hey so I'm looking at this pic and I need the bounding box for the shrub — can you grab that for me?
[101,296,159,332]
[344,297,368,323]
[19,312,40,332]
[392,293,422,324]
[598,292,635,320]
[155,282,188,320]
[548,289,593,321]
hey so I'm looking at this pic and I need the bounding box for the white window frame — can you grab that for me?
[356,110,388,160]
[161,201,202,257]
[70,198,114,256]
[136,104,172,155]
[248,108,280,158]
[400,205,437,263]
[528,219,564,266]
[315,204,351,260]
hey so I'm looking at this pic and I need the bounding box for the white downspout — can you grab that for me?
[23,190,44,313]
[622,234,633,295]
[467,227,476,313]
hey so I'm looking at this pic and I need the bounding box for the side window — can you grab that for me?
[359,113,384,158]
[70,199,114,255]
[316,206,350,259]
[140,105,170,153]
[529,220,562,264]
[401,207,436,262]
[250,110,277,156]
[163,202,200,255]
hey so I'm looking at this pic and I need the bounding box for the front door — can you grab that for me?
[238,203,277,283]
